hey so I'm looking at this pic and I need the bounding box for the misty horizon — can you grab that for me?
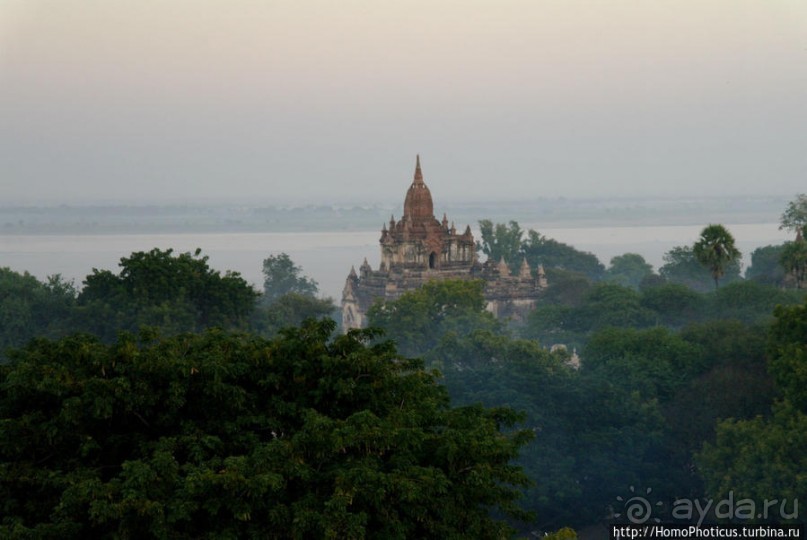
[2,2,806,205]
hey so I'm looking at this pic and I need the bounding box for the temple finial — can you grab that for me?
[498,256,510,277]
[519,257,531,279]
[414,154,423,184]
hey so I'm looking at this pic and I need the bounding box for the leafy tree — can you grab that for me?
[693,224,742,289]
[522,230,605,281]
[520,268,589,343]
[581,325,773,504]
[640,283,704,328]
[255,293,337,337]
[780,237,807,289]
[767,301,807,411]
[660,245,741,292]
[433,328,664,531]
[477,220,524,270]
[475,221,605,280]
[366,280,499,357]
[584,327,701,402]
[707,280,801,324]
[0,320,533,538]
[571,283,654,333]
[638,273,667,290]
[659,246,714,292]
[779,193,807,236]
[679,320,769,372]
[745,244,787,286]
[77,248,258,340]
[697,300,807,512]
[521,304,577,347]
[261,253,319,303]
[667,321,773,478]
[544,528,578,539]
[698,401,807,515]
[522,282,654,346]
[604,253,653,290]
[0,269,76,358]
[540,269,592,307]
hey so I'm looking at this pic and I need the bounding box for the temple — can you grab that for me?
[341,156,547,330]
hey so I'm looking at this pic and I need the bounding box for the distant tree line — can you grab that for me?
[0,248,337,361]
[479,194,807,293]
[2,194,807,537]
[366,278,804,534]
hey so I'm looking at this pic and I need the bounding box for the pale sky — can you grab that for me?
[1,1,806,204]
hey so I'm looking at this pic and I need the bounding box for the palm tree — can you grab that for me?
[693,224,741,289]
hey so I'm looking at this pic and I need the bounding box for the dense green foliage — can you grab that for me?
[77,248,258,340]
[524,278,802,347]
[477,220,524,271]
[366,280,499,358]
[0,250,338,362]
[254,292,337,337]
[367,275,801,532]
[4,208,806,534]
[257,252,337,336]
[0,320,532,538]
[604,253,653,290]
[0,269,76,355]
[522,230,605,281]
[477,221,605,280]
[261,252,319,303]
[659,245,741,292]
[780,236,807,289]
[745,244,788,286]
[698,301,807,518]
[779,193,807,235]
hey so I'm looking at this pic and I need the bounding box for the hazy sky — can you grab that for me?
[2,1,806,204]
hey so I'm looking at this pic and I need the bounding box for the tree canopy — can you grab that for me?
[604,253,653,290]
[0,269,76,358]
[477,220,524,270]
[659,246,715,292]
[477,220,605,280]
[76,248,258,340]
[521,230,605,281]
[780,236,807,289]
[0,320,532,538]
[366,279,499,358]
[261,253,319,303]
[779,193,807,236]
[697,300,807,513]
[745,244,788,286]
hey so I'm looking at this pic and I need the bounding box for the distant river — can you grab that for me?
[0,223,791,300]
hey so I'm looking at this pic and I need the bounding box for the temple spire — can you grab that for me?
[519,258,531,279]
[413,154,423,184]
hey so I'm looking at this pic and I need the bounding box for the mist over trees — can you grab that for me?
[0,269,76,353]
[698,301,807,507]
[1,321,532,538]
[603,253,653,290]
[261,253,320,302]
[778,193,807,235]
[746,244,788,286]
[363,277,795,532]
[257,253,336,337]
[477,220,605,280]
[2,195,807,536]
